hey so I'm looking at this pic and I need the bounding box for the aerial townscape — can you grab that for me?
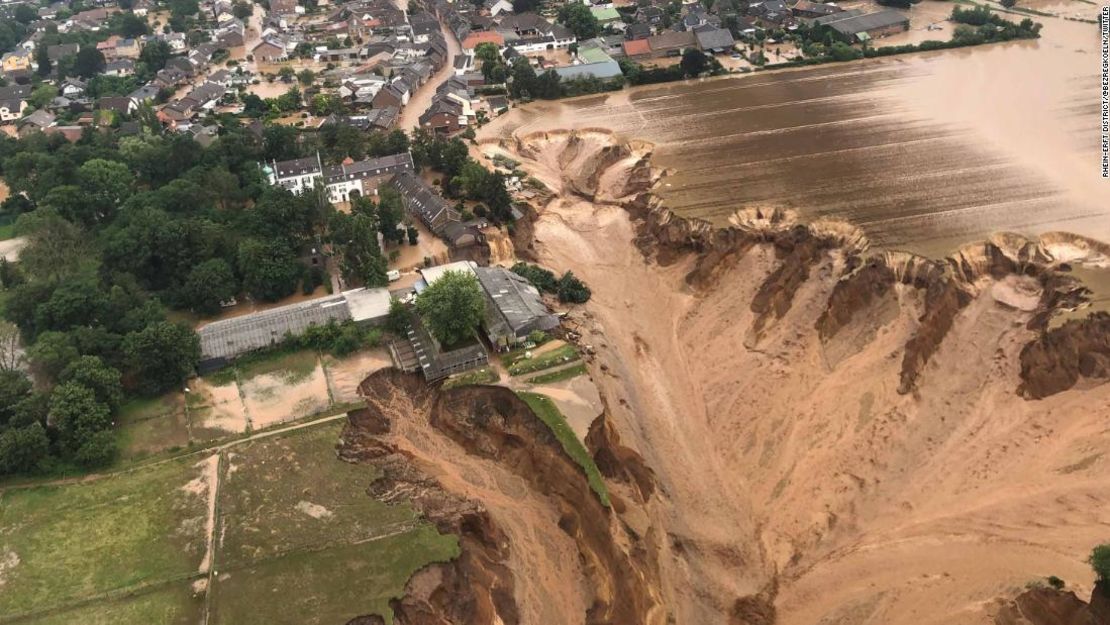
[0,0,1108,622]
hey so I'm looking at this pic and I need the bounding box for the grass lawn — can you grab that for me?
[442,366,499,389]
[0,222,15,241]
[0,458,211,618]
[209,526,458,625]
[507,344,580,377]
[213,423,459,624]
[516,391,610,507]
[217,423,425,568]
[116,394,189,461]
[19,582,204,625]
[525,363,587,385]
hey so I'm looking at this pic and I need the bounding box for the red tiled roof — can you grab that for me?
[622,39,651,56]
[462,30,505,49]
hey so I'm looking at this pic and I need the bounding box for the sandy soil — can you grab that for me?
[388,220,450,272]
[323,348,392,404]
[186,454,221,575]
[239,360,331,429]
[482,129,1110,624]
[525,375,603,441]
[366,377,593,623]
[188,378,249,439]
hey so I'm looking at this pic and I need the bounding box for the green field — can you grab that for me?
[525,363,588,385]
[213,423,457,624]
[442,366,500,389]
[0,458,210,618]
[116,395,190,461]
[217,424,423,567]
[18,582,204,625]
[209,526,457,625]
[517,391,610,506]
[2,423,459,624]
[507,344,580,377]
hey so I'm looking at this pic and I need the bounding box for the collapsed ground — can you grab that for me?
[432,128,1110,625]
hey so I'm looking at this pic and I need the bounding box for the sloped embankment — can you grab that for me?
[338,369,661,625]
[475,128,1110,625]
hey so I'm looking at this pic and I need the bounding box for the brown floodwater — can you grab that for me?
[482,12,1106,257]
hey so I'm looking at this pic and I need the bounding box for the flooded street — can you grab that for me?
[482,14,1105,256]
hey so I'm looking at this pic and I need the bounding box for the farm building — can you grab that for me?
[815,9,909,41]
[196,288,391,370]
[474,266,560,349]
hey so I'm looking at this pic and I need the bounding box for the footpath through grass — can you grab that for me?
[507,343,580,377]
[1,423,460,625]
[525,362,587,385]
[517,391,610,507]
[0,457,210,619]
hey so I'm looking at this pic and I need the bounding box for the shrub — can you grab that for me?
[1090,544,1110,584]
[556,271,591,304]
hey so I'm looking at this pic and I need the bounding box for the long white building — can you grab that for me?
[263,151,416,203]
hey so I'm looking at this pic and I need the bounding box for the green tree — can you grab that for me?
[28,84,58,109]
[35,43,51,76]
[72,429,117,467]
[74,47,107,78]
[182,258,238,315]
[139,39,172,73]
[237,238,301,301]
[1090,544,1110,585]
[27,331,79,379]
[117,12,149,37]
[13,209,90,280]
[122,321,200,395]
[415,270,485,347]
[680,49,710,76]
[557,3,600,39]
[232,1,253,18]
[13,4,37,23]
[329,211,388,287]
[78,159,134,222]
[0,370,33,425]
[277,65,296,81]
[60,355,123,411]
[556,271,591,303]
[297,68,316,85]
[49,381,113,452]
[0,422,49,474]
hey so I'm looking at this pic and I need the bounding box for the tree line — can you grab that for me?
[0,119,434,476]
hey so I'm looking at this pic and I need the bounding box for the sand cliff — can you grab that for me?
[344,129,1110,625]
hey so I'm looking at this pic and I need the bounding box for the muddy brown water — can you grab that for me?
[483,15,1105,258]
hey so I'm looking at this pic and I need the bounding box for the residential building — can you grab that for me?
[389,171,461,236]
[0,85,31,121]
[1,49,33,74]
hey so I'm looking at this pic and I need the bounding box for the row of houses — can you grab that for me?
[265,150,417,203]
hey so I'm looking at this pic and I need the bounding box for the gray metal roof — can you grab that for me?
[321,152,414,184]
[198,294,351,360]
[553,60,623,80]
[474,266,559,343]
[823,9,908,35]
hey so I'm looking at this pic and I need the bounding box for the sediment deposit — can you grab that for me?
[346,128,1110,625]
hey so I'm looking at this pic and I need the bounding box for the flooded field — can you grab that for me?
[483,15,1105,257]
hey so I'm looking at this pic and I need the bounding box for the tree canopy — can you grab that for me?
[415,271,486,347]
